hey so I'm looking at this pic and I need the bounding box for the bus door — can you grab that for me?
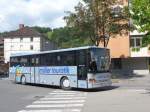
[77,50,88,88]
[30,55,40,84]
[30,56,35,83]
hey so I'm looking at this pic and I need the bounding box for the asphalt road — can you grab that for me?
[0,79,54,112]
[0,74,150,112]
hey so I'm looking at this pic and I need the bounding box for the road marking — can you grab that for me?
[49,93,76,95]
[33,100,85,104]
[71,109,81,112]
[40,97,86,100]
[53,90,79,92]
[26,104,84,108]
[18,90,87,112]
[133,89,147,92]
[18,109,81,112]
[47,93,87,97]
[126,89,148,92]
[50,95,76,97]
[18,110,62,112]
[53,90,79,93]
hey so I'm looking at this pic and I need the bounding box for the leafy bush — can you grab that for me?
[132,47,140,52]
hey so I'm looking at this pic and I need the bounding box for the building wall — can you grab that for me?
[108,33,150,58]
[107,35,130,58]
[4,37,41,63]
[130,31,149,57]
[111,57,149,75]
[130,47,150,57]
[106,0,130,58]
[106,0,150,75]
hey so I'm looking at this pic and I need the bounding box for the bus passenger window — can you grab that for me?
[57,55,61,61]
[19,57,28,66]
[31,58,35,66]
[35,57,39,66]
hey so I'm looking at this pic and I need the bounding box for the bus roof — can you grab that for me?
[10,46,107,57]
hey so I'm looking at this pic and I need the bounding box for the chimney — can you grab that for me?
[19,24,24,29]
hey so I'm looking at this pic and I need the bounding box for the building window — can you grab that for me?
[30,37,33,42]
[20,38,23,42]
[130,38,142,47]
[130,39,134,47]
[30,45,33,50]
[136,38,141,47]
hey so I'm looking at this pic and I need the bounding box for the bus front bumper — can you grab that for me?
[88,80,112,89]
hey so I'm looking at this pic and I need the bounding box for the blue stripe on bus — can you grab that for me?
[39,66,77,75]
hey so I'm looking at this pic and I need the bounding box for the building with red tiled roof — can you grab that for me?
[3,24,57,63]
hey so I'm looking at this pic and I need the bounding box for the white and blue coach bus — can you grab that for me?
[9,46,111,89]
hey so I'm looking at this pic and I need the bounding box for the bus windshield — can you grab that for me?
[89,48,110,72]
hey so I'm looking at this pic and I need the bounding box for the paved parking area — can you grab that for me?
[84,88,150,112]
[0,74,150,112]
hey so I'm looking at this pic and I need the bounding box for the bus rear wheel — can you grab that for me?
[21,75,26,85]
[60,77,71,90]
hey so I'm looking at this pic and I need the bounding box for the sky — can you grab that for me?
[0,0,80,32]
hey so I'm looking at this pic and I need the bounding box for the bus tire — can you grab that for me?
[21,75,26,85]
[60,77,71,90]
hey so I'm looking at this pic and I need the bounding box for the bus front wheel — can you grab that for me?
[21,75,26,85]
[60,77,71,90]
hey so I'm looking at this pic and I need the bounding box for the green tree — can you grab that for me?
[48,27,92,48]
[64,0,130,47]
[130,0,150,47]
[32,26,52,34]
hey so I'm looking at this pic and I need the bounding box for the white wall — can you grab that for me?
[130,47,150,57]
[130,31,150,57]
[4,37,41,63]
[130,30,146,36]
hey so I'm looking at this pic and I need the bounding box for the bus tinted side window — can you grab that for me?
[87,50,91,68]
[47,53,55,66]
[10,57,19,67]
[30,55,35,66]
[40,53,55,66]
[63,51,75,66]
[40,54,45,66]
[20,56,29,66]
[77,50,86,65]
[55,51,75,66]
[35,55,40,66]
[56,53,61,66]
[10,56,29,67]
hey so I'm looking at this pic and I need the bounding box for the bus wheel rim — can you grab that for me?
[63,79,70,88]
